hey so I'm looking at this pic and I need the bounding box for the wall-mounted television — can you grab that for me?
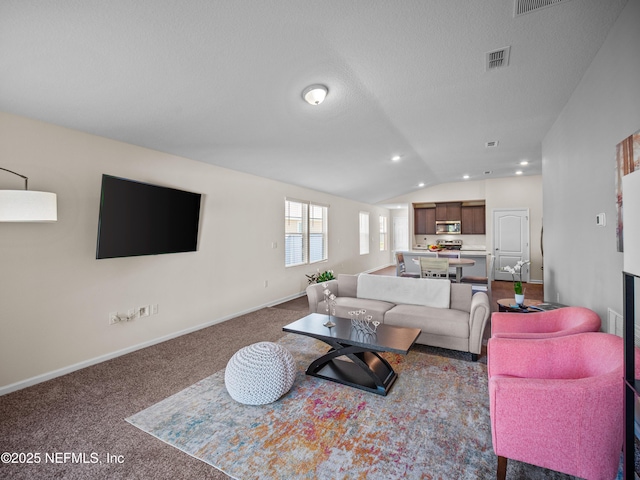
[96,174,202,259]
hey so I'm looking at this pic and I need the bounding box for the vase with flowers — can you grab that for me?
[501,260,530,306]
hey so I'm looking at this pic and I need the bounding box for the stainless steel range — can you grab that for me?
[436,239,462,250]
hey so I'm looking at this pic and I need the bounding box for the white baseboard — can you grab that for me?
[0,291,307,397]
[363,263,395,274]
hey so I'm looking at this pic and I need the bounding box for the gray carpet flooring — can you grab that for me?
[0,302,307,480]
[0,280,545,479]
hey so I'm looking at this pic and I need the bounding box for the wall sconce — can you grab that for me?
[0,167,57,222]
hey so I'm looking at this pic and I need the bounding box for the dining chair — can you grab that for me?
[461,254,494,299]
[437,251,460,280]
[419,257,449,278]
[395,252,420,278]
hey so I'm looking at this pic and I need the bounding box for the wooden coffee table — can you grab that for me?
[283,313,420,396]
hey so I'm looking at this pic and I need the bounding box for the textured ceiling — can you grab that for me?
[0,0,628,204]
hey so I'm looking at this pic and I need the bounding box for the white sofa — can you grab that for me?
[306,273,491,361]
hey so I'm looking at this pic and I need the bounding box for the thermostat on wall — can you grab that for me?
[596,213,606,226]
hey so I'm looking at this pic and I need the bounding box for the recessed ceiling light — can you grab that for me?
[391,155,401,162]
[515,170,523,175]
[418,182,425,188]
[463,175,470,180]
[520,160,529,166]
[302,84,328,105]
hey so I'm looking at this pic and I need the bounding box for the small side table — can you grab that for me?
[496,298,543,313]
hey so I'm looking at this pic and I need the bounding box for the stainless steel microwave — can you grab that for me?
[436,221,461,234]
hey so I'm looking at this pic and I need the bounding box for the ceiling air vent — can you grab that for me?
[485,141,499,148]
[485,47,510,71]
[514,0,572,17]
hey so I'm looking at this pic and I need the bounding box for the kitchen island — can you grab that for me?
[398,249,489,281]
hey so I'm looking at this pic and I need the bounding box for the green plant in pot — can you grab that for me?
[306,269,335,284]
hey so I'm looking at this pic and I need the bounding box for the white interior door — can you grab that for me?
[493,209,530,282]
[393,216,409,252]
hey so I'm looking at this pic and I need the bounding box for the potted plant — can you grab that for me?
[306,269,335,284]
[501,260,530,306]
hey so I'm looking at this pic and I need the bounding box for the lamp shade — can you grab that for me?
[0,190,58,222]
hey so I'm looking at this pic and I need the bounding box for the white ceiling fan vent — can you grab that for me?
[485,47,510,71]
[485,141,499,148]
[514,0,572,17]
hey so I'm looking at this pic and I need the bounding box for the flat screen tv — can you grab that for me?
[96,174,202,259]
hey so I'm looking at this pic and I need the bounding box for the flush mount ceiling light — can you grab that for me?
[520,160,529,165]
[391,155,401,162]
[0,167,57,222]
[463,175,470,180]
[302,84,328,105]
[418,182,425,188]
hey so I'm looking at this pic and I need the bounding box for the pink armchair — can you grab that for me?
[488,332,627,480]
[491,306,601,339]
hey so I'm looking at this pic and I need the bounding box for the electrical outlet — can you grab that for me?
[109,312,119,325]
[139,305,150,317]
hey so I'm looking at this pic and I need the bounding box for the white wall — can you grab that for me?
[542,0,640,319]
[0,112,390,392]
[382,175,543,283]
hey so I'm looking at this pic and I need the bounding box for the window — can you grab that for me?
[285,199,327,267]
[359,211,370,255]
[379,215,388,251]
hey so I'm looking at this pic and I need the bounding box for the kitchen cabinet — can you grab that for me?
[435,202,462,221]
[461,205,486,234]
[414,207,435,235]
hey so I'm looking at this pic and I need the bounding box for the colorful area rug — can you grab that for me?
[126,334,580,479]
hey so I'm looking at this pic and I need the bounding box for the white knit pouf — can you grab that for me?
[224,342,296,405]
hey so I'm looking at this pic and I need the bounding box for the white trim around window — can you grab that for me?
[359,211,370,255]
[285,198,328,267]
[379,215,388,251]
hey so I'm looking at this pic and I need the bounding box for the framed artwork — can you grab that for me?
[616,129,640,252]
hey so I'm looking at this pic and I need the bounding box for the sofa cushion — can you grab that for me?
[337,274,358,298]
[450,283,472,313]
[357,273,450,309]
[318,296,394,324]
[385,304,470,339]
[335,297,395,323]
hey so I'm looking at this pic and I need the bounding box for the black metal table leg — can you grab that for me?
[305,341,397,396]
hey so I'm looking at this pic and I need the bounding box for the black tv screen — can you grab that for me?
[96,175,202,259]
